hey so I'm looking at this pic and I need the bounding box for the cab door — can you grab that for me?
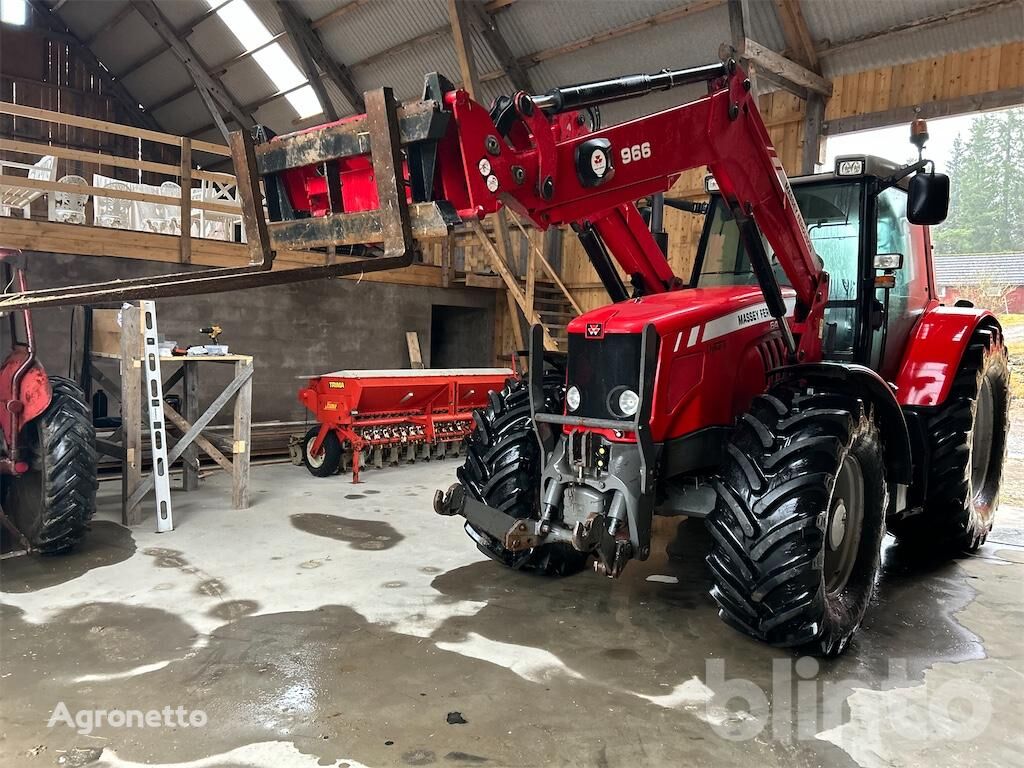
[871,185,933,379]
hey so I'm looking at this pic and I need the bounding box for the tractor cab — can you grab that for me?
[693,152,950,381]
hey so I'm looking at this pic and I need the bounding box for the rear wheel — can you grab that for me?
[457,375,587,576]
[889,326,1010,551]
[706,384,887,656]
[302,427,341,477]
[4,376,97,554]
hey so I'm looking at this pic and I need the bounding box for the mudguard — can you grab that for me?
[775,362,913,485]
[892,306,999,407]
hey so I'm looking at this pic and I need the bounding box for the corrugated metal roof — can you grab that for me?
[45,0,1024,139]
[933,253,1024,285]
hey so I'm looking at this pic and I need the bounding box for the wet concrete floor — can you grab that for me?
[1,463,1021,767]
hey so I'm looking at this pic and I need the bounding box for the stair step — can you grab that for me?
[539,310,575,321]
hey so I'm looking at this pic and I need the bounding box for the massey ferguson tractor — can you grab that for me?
[263,59,1006,657]
[0,251,97,555]
[0,57,1007,655]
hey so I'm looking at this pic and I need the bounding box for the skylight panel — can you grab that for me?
[286,85,324,120]
[215,0,272,51]
[1,0,27,25]
[253,43,306,92]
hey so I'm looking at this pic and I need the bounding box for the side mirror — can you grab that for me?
[908,171,949,225]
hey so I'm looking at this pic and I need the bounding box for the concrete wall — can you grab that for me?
[13,253,497,424]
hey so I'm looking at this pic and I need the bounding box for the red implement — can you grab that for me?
[298,368,512,482]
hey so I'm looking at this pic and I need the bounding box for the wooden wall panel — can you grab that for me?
[825,41,1024,123]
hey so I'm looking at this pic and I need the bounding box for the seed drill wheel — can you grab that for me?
[458,375,588,576]
[302,427,342,477]
[707,383,887,656]
[889,325,1010,551]
[3,376,97,554]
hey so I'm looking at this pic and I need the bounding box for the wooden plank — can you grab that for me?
[0,173,241,214]
[0,101,229,155]
[232,359,253,510]
[447,0,482,98]
[163,398,234,475]
[120,305,143,526]
[822,86,1024,135]
[997,41,1024,89]
[507,210,582,314]
[742,38,832,97]
[181,362,199,490]
[0,137,184,178]
[874,67,893,113]
[469,220,556,350]
[179,138,192,265]
[406,332,424,368]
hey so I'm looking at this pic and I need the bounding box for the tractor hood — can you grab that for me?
[567,285,797,337]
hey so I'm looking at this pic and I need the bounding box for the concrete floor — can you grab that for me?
[1,461,1022,768]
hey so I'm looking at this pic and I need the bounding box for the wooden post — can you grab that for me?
[406,332,425,368]
[802,93,825,174]
[232,358,252,510]
[525,230,537,317]
[440,234,454,288]
[179,138,192,263]
[182,361,200,491]
[119,305,143,526]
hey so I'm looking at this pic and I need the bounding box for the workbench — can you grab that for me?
[85,305,253,526]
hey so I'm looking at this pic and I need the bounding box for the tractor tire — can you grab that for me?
[889,325,1010,551]
[457,375,588,577]
[3,376,97,554]
[302,427,342,477]
[707,384,887,657]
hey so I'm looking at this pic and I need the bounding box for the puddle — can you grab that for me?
[290,513,404,550]
[0,521,135,593]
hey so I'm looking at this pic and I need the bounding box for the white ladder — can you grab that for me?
[139,300,173,532]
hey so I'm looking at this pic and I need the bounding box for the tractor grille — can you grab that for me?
[566,332,643,421]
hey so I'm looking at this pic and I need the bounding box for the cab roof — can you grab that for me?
[789,155,912,190]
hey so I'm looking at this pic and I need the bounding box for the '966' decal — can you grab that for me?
[619,142,652,164]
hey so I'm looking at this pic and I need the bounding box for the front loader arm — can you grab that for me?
[435,60,827,358]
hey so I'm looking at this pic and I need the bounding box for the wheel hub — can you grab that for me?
[306,437,325,468]
[971,377,995,493]
[824,454,865,595]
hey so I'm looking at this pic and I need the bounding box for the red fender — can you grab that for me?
[0,348,53,461]
[893,305,998,407]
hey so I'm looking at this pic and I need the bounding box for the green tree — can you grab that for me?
[933,107,1024,255]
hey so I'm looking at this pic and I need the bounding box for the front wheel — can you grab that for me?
[4,376,97,554]
[706,384,887,656]
[456,375,587,576]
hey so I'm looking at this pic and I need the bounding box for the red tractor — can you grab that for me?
[256,60,1008,656]
[0,250,97,555]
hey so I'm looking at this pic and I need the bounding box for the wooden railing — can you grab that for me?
[0,101,240,265]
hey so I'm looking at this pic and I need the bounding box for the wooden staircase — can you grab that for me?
[534,280,575,350]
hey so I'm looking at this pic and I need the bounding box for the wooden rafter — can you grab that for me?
[741,38,831,97]
[25,0,164,132]
[274,0,365,114]
[772,0,818,70]
[447,0,482,99]
[110,4,222,77]
[130,0,254,138]
[462,0,533,92]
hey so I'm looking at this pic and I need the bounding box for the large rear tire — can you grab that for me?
[457,375,588,576]
[4,376,97,554]
[888,325,1010,551]
[707,384,887,656]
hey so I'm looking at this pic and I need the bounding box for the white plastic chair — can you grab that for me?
[53,175,88,225]
[1,155,57,218]
[94,181,132,229]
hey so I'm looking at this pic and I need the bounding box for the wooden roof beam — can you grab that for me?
[274,0,364,115]
[772,0,818,70]
[130,0,254,138]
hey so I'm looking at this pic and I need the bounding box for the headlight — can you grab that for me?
[617,388,640,417]
[566,385,581,412]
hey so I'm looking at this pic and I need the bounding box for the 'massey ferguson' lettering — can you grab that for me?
[736,306,771,326]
